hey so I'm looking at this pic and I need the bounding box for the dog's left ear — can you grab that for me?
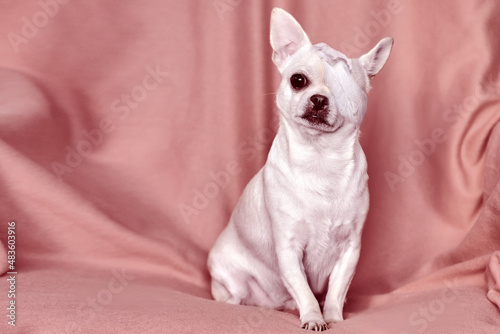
[358,37,394,79]
[270,8,311,71]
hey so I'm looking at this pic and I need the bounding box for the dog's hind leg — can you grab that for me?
[211,277,245,304]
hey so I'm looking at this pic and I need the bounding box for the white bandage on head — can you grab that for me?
[313,43,368,128]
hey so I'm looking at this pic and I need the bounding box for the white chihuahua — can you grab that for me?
[208,8,393,331]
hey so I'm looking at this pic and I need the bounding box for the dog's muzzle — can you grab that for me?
[301,94,330,125]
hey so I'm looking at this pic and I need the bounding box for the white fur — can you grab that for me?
[208,8,393,331]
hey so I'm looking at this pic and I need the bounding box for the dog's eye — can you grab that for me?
[290,73,308,90]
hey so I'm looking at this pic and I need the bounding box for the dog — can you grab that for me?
[208,8,393,331]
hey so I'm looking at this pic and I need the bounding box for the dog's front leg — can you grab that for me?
[322,242,361,324]
[276,244,327,331]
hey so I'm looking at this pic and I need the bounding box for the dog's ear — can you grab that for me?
[270,8,311,71]
[358,37,393,79]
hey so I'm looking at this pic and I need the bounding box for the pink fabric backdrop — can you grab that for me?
[0,0,499,333]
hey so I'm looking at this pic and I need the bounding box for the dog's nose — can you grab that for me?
[310,95,328,111]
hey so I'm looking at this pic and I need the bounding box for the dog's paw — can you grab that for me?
[300,321,328,331]
[300,312,328,331]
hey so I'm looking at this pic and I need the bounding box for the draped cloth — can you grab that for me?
[0,0,499,332]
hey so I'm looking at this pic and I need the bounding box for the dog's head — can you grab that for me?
[270,8,393,135]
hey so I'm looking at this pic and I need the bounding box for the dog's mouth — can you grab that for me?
[297,108,343,133]
[300,108,331,126]
[301,109,330,126]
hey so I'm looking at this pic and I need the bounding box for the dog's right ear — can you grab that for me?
[270,8,311,71]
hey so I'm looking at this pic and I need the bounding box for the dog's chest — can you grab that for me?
[264,132,368,290]
[279,151,366,292]
[290,153,360,216]
[304,219,353,261]
[301,215,359,294]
